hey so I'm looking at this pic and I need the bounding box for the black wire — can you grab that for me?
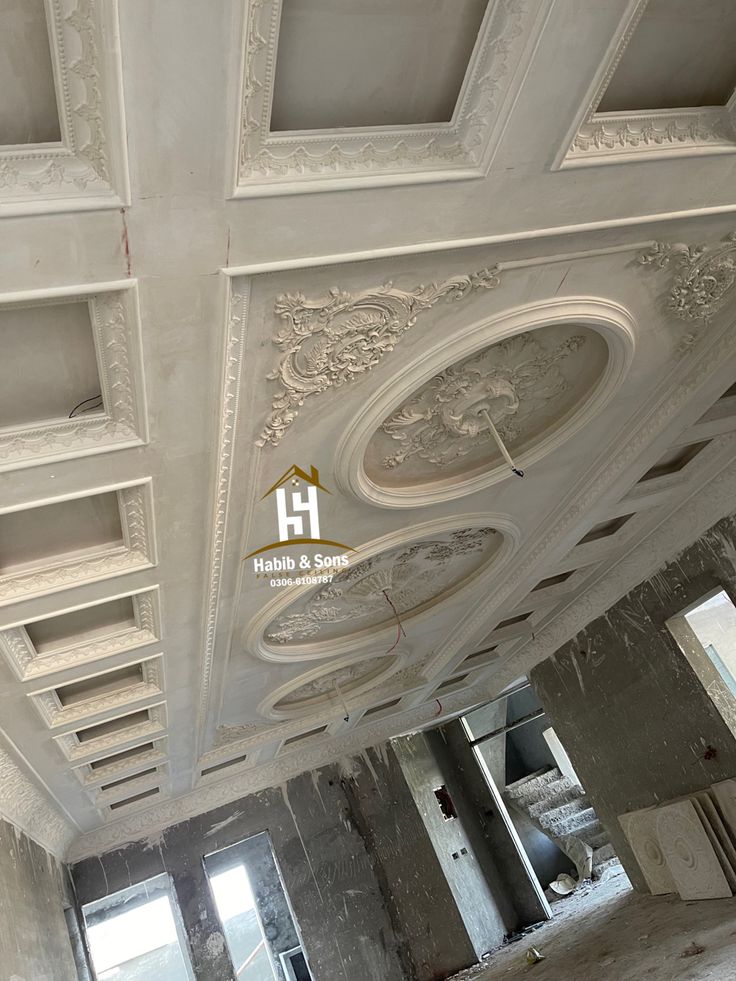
[69,394,103,418]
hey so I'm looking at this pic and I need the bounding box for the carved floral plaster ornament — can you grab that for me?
[264,527,498,645]
[271,655,398,719]
[377,331,586,471]
[257,268,503,447]
[638,233,736,333]
[279,658,393,706]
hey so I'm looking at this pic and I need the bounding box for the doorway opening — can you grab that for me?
[204,830,313,981]
[463,681,625,893]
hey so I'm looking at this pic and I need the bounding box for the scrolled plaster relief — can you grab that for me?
[373,327,597,477]
[264,527,499,646]
[257,268,503,447]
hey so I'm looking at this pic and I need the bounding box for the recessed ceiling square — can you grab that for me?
[599,0,736,112]
[25,596,137,656]
[0,0,61,145]
[269,0,489,131]
[0,300,102,430]
[0,492,123,576]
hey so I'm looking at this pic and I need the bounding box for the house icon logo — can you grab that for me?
[267,464,328,543]
[243,465,354,566]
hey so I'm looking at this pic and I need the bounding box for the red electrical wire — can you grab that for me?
[382,589,406,654]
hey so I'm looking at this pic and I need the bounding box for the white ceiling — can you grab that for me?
[1,0,736,862]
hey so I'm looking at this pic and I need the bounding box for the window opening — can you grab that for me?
[82,873,194,980]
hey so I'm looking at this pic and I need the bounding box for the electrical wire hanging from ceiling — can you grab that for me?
[482,408,524,478]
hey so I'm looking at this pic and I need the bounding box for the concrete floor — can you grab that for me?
[449,874,736,981]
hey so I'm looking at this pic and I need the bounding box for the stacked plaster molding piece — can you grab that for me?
[620,780,736,900]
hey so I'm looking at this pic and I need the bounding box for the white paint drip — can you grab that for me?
[337,756,362,781]
[360,750,383,799]
[98,855,109,895]
[279,782,325,905]
[309,769,327,813]
[571,653,586,695]
[203,810,244,837]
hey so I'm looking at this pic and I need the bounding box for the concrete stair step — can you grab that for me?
[528,782,584,818]
[544,807,598,837]
[505,767,560,800]
[593,857,625,881]
[587,830,611,851]
[593,842,616,866]
[573,819,606,847]
[539,799,592,827]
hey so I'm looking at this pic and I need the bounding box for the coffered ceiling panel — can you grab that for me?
[234,0,550,194]
[0,282,147,472]
[0,0,61,146]
[270,0,489,130]
[559,0,736,167]
[598,0,736,112]
[0,0,130,215]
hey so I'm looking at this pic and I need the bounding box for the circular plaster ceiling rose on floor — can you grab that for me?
[260,653,402,721]
[246,513,520,662]
[334,298,635,507]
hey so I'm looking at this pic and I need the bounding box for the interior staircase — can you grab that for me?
[504,766,623,881]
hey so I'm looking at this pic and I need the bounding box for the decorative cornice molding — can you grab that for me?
[67,683,492,861]
[638,233,736,328]
[257,267,502,447]
[571,109,736,158]
[0,741,74,858]
[196,285,252,757]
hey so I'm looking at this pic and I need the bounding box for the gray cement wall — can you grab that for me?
[342,744,478,980]
[72,743,498,981]
[531,511,736,892]
[437,721,550,927]
[0,817,78,981]
[392,732,510,961]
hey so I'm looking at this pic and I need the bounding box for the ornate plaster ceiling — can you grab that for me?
[364,324,608,493]
[2,0,736,861]
[262,526,502,648]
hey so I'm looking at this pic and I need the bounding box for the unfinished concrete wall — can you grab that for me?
[0,817,77,981]
[392,732,511,961]
[342,744,478,980]
[71,745,491,981]
[531,511,736,891]
[437,721,550,926]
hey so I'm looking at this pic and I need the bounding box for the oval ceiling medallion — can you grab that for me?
[335,300,635,507]
[368,323,606,491]
[260,523,507,656]
[263,654,399,721]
